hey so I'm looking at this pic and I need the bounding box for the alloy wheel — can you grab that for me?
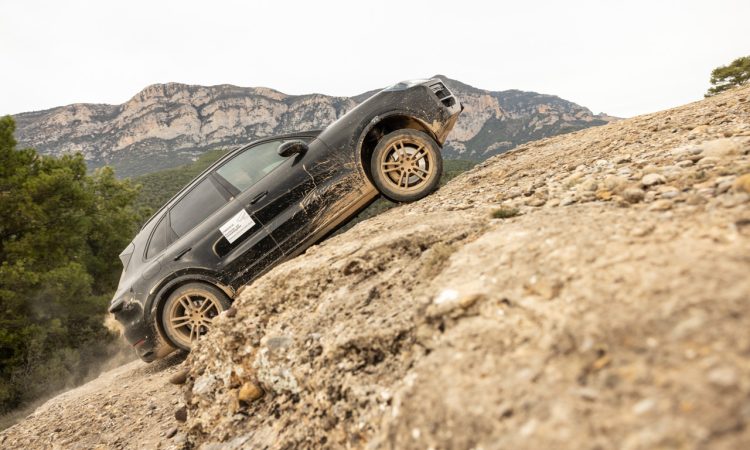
[164,290,223,349]
[379,139,433,193]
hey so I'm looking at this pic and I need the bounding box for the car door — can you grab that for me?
[210,136,323,286]
[159,168,280,290]
[234,136,342,258]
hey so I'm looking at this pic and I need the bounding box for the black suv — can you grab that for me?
[109,78,462,361]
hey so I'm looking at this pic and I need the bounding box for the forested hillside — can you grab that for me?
[132,149,227,215]
[0,116,144,422]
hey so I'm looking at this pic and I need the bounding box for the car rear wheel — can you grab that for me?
[160,282,231,351]
[370,129,443,202]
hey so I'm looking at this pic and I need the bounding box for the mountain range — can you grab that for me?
[12,76,616,177]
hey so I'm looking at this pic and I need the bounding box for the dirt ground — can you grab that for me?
[0,353,187,449]
[2,85,749,449]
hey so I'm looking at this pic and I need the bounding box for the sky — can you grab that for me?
[1,0,748,118]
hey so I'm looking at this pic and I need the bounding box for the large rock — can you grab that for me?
[181,85,750,449]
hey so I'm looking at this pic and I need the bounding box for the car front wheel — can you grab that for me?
[160,282,231,351]
[370,129,443,202]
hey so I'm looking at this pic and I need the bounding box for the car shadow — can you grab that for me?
[134,350,189,376]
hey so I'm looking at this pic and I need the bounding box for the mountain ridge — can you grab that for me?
[13,76,615,177]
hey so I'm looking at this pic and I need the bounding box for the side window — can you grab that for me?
[216,140,288,193]
[170,177,228,237]
[146,214,169,259]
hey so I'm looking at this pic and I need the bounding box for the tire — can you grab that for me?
[160,282,231,351]
[370,129,443,202]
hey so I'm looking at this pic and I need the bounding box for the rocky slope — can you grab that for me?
[0,355,186,449]
[12,77,613,177]
[2,86,749,450]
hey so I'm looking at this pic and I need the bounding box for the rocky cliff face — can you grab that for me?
[13,77,613,177]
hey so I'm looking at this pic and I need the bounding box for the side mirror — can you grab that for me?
[278,140,309,157]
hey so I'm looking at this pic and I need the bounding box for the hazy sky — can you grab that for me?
[1,0,748,117]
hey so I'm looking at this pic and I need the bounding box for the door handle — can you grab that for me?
[173,247,192,261]
[250,191,268,205]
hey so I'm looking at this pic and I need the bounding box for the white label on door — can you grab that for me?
[219,209,256,244]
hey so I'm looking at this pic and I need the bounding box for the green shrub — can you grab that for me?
[491,206,520,219]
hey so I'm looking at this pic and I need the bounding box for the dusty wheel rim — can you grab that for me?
[379,138,433,193]
[164,289,223,349]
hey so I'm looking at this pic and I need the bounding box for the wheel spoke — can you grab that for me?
[394,142,406,159]
[172,318,192,329]
[404,172,411,188]
[179,296,192,312]
[383,166,401,174]
[198,298,214,314]
[413,169,428,180]
[395,169,405,184]
[413,165,429,175]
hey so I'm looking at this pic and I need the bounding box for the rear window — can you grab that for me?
[146,215,169,259]
[170,177,228,237]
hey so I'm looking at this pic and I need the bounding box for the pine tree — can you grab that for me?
[0,115,143,413]
[706,56,750,97]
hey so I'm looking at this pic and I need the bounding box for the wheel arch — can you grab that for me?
[145,271,235,343]
[357,113,440,185]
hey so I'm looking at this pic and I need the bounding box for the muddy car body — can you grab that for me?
[109,78,462,361]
